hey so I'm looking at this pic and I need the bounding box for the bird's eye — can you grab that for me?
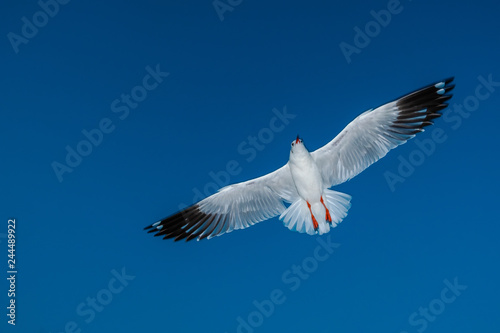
[291,143,294,146]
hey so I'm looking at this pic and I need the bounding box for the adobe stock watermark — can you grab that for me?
[50,267,135,333]
[384,73,499,192]
[339,0,408,64]
[226,236,340,333]
[177,106,296,210]
[213,0,243,21]
[51,64,169,183]
[7,0,71,54]
[399,277,467,333]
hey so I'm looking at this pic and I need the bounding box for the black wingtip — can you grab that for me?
[145,204,219,242]
[390,78,455,135]
[435,77,454,86]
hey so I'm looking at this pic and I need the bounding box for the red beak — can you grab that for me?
[296,135,300,144]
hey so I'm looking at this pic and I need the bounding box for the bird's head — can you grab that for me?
[290,135,307,156]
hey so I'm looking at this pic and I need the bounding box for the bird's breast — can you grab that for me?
[289,156,324,202]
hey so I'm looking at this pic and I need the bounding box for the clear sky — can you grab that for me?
[1,0,499,332]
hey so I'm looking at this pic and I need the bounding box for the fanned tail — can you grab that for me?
[279,189,352,235]
[323,189,352,226]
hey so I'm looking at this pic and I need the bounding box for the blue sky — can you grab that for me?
[1,0,499,332]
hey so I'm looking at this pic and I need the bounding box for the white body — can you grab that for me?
[281,138,351,235]
[289,140,324,203]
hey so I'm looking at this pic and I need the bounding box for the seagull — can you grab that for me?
[145,78,455,241]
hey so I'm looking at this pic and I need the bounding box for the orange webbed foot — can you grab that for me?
[321,197,332,224]
[306,201,319,231]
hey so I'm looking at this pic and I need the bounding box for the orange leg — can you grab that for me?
[306,201,319,231]
[320,197,332,223]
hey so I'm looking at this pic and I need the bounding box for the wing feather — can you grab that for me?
[144,164,299,241]
[311,78,455,187]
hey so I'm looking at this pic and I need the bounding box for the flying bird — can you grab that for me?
[145,78,454,241]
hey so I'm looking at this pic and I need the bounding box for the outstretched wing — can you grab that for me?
[144,165,298,241]
[312,78,455,187]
